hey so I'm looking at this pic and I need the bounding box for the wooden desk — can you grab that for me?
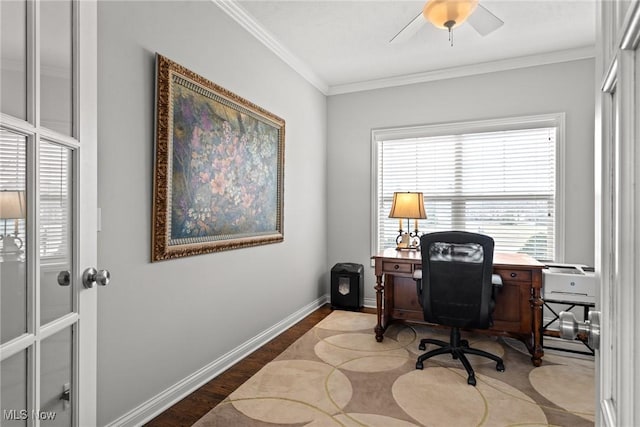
[372,249,545,366]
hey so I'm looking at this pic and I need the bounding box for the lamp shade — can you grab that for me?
[388,192,427,219]
[0,190,26,220]
[423,0,479,29]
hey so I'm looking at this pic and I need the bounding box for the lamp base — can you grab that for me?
[0,235,24,262]
[395,245,420,252]
[395,230,422,251]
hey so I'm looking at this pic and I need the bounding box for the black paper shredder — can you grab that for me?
[331,263,364,310]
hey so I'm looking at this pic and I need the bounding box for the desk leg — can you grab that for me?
[374,274,385,342]
[531,288,544,367]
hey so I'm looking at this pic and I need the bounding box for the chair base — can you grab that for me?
[415,328,505,386]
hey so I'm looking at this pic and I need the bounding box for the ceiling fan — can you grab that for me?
[390,0,504,45]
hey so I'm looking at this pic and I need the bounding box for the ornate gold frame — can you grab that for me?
[152,54,285,261]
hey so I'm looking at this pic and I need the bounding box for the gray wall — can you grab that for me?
[327,58,595,303]
[97,2,327,425]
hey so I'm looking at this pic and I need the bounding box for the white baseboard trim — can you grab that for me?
[106,294,330,427]
[363,297,377,309]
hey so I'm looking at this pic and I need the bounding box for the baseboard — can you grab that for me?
[105,294,330,427]
[364,297,376,308]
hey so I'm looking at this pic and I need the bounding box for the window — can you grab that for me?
[372,115,563,262]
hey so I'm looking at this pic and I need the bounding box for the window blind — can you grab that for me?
[40,140,71,259]
[377,127,556,261]
[0,129,27,244]
[0,129,71,260]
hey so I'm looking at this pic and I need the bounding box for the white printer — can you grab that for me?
[542,264,598,304]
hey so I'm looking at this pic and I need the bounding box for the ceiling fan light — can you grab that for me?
[423,0,479,29]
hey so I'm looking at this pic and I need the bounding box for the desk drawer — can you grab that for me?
[495,269,531,283]
[383,262,413,274]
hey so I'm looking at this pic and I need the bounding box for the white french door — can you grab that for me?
[595,1,640,425]
[0,1,98,426]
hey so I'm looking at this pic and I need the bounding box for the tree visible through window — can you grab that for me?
[374,119,559,261]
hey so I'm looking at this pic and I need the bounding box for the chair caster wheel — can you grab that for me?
[467,375,476,386]
[416,361,424,370]
[496,362,505,372]
[418,343,426,351]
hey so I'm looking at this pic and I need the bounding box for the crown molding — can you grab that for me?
[212,0,330,95]
[328,46,596,95]
[212,0,594,97]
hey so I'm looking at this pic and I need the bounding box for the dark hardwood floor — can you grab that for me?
[146,304,367,426]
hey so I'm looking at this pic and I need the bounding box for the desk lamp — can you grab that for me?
[0,190,26,261]
[388,191,427,250]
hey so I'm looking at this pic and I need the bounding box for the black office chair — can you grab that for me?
[414,231,504,386]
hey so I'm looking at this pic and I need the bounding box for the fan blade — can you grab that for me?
[467,3,504,36]
[389,11,425,43]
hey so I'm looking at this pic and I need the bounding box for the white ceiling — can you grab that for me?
[219,0,596,95]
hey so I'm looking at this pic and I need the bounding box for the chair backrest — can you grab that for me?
[419,231,495,329]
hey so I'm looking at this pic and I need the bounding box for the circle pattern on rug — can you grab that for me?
[390,323,420,347]
[315,311,377,331]
[229,359,352,424]
[392,367,547,426]
[329,413,420,426]
[315,333,409,372]
[529,363,595,421]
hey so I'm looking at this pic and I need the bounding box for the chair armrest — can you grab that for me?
[492,273,503,289]
[416,270,499,286]
[413,269,423,307]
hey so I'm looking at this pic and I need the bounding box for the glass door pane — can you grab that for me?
[0,350,28,427]
[40,327,73,427]
[0,0,27,120]
[40,141,73,325]
[40,0,73,136]
[0,129,28,344]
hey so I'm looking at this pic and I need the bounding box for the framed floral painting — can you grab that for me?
[152,54,285,261]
